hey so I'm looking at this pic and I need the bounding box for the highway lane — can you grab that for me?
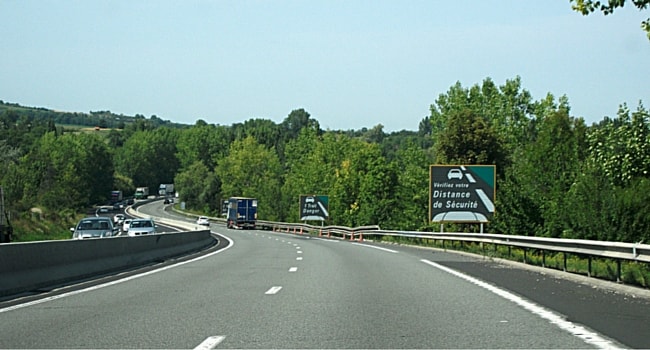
[0,221,626,349]
[140,200,650,348]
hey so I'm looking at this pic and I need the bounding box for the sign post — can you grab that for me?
[429,165,495,223]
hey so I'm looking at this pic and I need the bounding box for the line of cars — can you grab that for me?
[70,215,157,239]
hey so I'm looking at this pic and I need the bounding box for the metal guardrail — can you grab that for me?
[256,220,380,241]
[251,220,650,282]
[168,202,649,282]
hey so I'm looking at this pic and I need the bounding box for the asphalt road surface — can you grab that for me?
[1,202,649,348]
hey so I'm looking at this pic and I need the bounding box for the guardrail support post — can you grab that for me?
[616,260,622,283]
[523,248,527,264]
[358,233,363,242]
[563,253,567,272]
[587,256,592,277]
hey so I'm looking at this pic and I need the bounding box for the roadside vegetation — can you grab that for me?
[1,76,649,249]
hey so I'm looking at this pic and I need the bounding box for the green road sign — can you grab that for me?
[300,195,329,221]
[429,165,496,223]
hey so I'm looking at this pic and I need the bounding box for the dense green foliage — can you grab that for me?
[1,78,649,244]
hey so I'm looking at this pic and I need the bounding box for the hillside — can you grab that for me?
[0,100,186,129]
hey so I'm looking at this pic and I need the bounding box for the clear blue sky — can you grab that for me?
[1,0,648,132]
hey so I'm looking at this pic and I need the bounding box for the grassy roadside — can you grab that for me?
[8,209,88,242]
[11,218,75,242]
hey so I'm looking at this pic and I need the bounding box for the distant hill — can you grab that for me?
[0,100,187,129]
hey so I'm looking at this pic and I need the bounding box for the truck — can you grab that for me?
[158,183,174,197]
[226,197,257,229]
[110,190,123,204]
[134,187,149,200]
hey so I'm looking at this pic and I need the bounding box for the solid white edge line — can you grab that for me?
[351,242,398,253]
[312,238,339,243]
[420,259,622,349]
[194,335,226,350]
[0,232,235,314]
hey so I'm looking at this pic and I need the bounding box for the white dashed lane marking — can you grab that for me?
[194,335,226,350]
[265,286,283,295]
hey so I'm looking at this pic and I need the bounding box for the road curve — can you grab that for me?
[1,202,648,348]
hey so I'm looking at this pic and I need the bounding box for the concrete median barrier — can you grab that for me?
[0,230,215,298]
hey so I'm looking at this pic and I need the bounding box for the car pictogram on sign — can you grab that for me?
[447,169,463,180]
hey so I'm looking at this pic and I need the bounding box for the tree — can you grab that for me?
[363,124,385,144]
[231,119,282,150]
[17,132,113,210]
[281,108,320,140]
[429,77,534,155]
[175,161,212,210]
[176,122,232,171]
[0,140,20,182]
[215,136,283,220]
[114,128,180,193]
[586,103,650,187]
[570,0,650,40]
[433,108,506,166]
[515,110,587,237]
[384,141,430,230]
[562,102,650,242]
[281,128,331,221]
[328,137,394,227]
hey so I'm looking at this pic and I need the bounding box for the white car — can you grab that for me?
[113,214,125,225]
[122,219,132,232]
[127,218,156,236]
[196,216,210,226]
